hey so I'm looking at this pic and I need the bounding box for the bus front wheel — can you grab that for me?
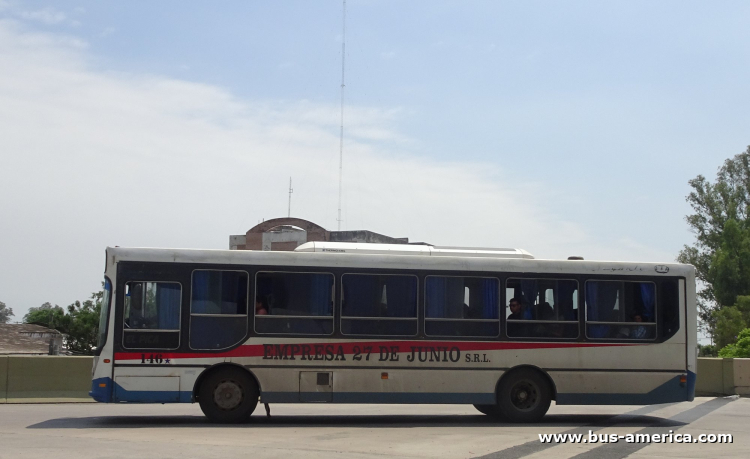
[496,369,551,423]
[198,367,259,423]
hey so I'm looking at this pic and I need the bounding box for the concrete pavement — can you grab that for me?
[0,397,746,458]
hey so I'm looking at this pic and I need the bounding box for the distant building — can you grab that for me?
[0,324,64,355]
[230,217,424,251]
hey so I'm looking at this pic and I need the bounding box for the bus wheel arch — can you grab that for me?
[494,365,555,423]
[194,364,260,423]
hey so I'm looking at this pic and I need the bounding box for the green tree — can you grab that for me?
[23,289,103,355]
[678,146,750,342]
[713,295,750,349]
[24,302,66,328]
[707,219,750,307]
[714,305,746,349]
[64,292,102,355]
[0,300,14,324]
[697,344,717,357]
[718,328,750,358]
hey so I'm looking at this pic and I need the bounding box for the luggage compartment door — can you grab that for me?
[299,371,332,402]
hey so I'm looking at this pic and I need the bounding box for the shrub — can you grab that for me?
[718,328,750,358]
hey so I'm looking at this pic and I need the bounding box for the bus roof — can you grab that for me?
[294,242,535,259]
[105,245,694,279]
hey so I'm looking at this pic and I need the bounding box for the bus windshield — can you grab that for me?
[97,278,112,351]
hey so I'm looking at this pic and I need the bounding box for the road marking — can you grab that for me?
[471,404,666,459]
[568,397,736,459]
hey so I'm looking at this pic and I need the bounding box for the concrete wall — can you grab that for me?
[0,356,93,403]
[696,358,750,397]
[0,356,8,402]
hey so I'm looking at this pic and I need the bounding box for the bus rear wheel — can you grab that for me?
[496,369,551,423]
[198,367,259,423]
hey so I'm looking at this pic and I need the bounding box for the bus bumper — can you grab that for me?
[686,370,696,402]
[89,377,113,403]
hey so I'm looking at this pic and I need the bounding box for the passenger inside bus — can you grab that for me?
[505,279,579,339]
[507,298,531,320]
[629,313,653,339]
[506,297,532,337]
[255,296,268,315]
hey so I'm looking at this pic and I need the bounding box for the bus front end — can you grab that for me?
[90,257,115,402]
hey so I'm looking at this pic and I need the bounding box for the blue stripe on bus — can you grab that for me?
[94,372,693,406]
[112,383,192,403]
[556,374,690,405]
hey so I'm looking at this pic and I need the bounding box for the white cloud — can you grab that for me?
[18,7,67,25]
[0,21,671,320]
[380,50,396,59]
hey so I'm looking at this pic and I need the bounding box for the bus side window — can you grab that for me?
[341,274,418,336]
[505,278,579,339]
[123,281,181,350]
[189,270,248,350]
[660,280,680,340]
[124,282,180,330]
[585,280,657,341]
[424,276,499,337]
[254,272,334,335]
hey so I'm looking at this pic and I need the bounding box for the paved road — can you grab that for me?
[0,397,746,458]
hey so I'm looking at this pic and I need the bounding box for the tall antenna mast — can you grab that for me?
[287,177,293,218]
[337,0,346,231]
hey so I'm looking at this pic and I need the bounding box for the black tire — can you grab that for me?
[496,369,551,423]
[473,404,502,417]
[198,367,259,423]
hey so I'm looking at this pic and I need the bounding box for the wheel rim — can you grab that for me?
[509,380,539,411]
[213,380,243,411]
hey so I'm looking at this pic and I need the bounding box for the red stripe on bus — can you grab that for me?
[114,341,635,361]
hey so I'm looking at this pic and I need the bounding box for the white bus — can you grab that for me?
[90,243,696,423]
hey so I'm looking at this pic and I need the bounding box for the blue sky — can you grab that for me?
[1,0,749,321]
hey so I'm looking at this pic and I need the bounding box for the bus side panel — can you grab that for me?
[552,372,689,405]
[111,366,192,403]
[256,368,498,404]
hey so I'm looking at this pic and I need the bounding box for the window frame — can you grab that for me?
[340,272,419,337]
[504,277,580,340]
[253,270,335,336]
[121,280,182,350]
[188,269,250,350]
[423,275,501,338]
[583,279,658,341]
